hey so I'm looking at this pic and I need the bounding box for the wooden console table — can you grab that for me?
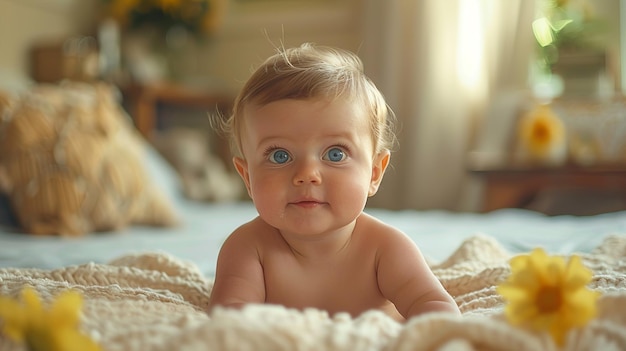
[469,153,626,215]
[121,83,234,138]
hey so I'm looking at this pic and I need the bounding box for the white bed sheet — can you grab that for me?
[2,201,625,276]
[1,148,625,276]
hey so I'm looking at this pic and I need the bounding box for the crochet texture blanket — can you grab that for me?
[1,234,625,351]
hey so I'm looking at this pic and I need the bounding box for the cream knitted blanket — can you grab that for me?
[1,235,625,351]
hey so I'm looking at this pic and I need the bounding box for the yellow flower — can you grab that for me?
[554,0,570,8]
[109,0,141,27]
[517,104,566,163]
[0,287,101,351]
[157,0,183,13]
[104,0,216,36]
[497,248,600,346]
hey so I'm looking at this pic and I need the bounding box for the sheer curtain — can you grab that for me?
[361,0,535,211]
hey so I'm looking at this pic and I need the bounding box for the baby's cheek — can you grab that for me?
[250,176,284,206]
[337,180,370,208]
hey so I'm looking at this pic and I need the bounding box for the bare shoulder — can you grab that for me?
[356,212,416,248]
[355,212,428,269]
[225,216,277,241]
[219,217,272,252]
[220,216,288,255]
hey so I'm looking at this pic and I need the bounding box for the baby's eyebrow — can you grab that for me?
[256,136,287,147]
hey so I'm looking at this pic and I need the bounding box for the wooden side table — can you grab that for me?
[121,83,234,138]
[469,153,626,215]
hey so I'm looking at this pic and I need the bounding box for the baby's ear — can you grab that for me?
[369,150,390,196]
[233,157,252,198]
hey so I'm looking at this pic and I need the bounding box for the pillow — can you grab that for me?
[0,82,179,236]
[151,127,244,202]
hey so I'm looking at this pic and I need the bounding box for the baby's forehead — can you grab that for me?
[245,96,368,116]
[241,93,377,126]
[241,98,372,130]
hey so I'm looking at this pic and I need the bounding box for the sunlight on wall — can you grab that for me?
[456,1,485,97]
[622,0,626,95]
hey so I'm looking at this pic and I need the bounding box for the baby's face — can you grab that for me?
[235,98,385,238]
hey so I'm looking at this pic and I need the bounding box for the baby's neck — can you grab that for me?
[277,220,358,261]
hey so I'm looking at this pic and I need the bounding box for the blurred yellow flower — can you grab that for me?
[0,286,100,351]
[497,248,600,346]
[103,0,220,36]
[517,104,566,163]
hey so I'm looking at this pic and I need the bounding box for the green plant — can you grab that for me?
[532,0,607,70]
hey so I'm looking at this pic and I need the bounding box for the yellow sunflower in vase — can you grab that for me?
[497,248,600,346]
[517,104,567,165]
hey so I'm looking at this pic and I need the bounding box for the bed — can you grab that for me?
[1,83,625,350]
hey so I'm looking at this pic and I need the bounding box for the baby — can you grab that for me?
[208,43,460,321]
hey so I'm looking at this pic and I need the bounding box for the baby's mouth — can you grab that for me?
[290,199,326,208]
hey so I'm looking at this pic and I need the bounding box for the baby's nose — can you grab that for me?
[292,159,322,185]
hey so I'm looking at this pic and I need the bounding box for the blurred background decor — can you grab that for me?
[101,0,227,83]
[515,103,567,165]
[532,0,612,99]
[0,82,179,236]
[551,98,626,165]
[0,0,624,215]
[103,0,220,35]
[151,126,244,202]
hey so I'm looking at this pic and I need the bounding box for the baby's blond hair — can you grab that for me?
[219,43,395,158]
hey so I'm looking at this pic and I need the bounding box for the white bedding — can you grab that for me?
[2,235,625,350]
[1,148,625,276]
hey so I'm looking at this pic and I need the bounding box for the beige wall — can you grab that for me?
[193,0,364,94]
[1,0,620,96]
[594,0,624,93]
[0,0,99,90]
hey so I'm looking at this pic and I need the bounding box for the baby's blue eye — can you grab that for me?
[269,149,291,164]
[324,147,346,162]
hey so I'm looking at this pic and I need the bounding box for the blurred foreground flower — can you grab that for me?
[0,286,100,351]
[497,248,600,346]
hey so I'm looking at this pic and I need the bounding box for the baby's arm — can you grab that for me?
[208,228,265,311]
[377,229,460,318]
